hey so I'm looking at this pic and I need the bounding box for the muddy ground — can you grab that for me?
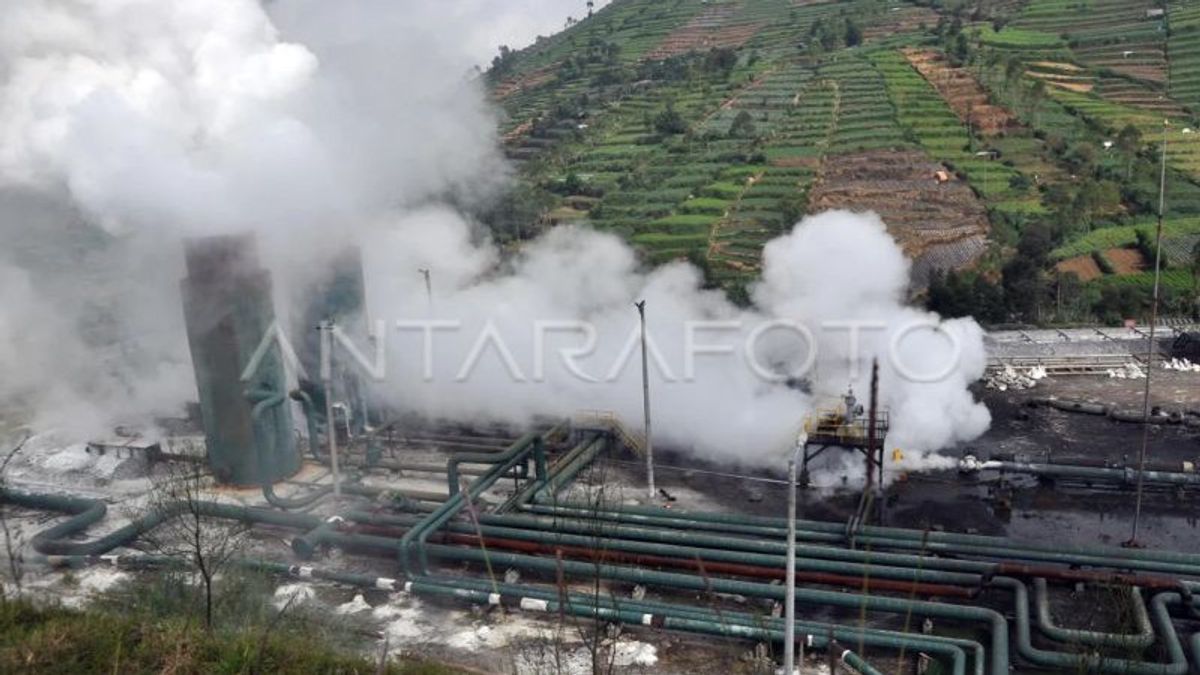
[617,371,1200,552]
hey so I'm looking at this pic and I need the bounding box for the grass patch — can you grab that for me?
[0,594,456,674]
[977,26,1065,49]
[1052,217,1200,259]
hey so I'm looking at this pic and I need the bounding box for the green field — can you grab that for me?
[489,0,1200,318]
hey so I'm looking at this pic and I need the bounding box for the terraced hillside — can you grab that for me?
[487,0,1200,321]
[1015,0,1168,83]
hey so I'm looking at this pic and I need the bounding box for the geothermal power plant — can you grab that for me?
[2,229,1199,674]
[5,1,1200,673]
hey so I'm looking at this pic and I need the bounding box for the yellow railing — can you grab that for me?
[802,407,868,442]
[575,410,646,456]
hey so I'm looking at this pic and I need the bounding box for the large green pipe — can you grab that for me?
[4,485,417,559]
[253,389,430,511]
[0,490,108,554]
[290,389,325,462]
[68,553,405,592]
[400,425,569,575]
[500,433,601,510]
[436,520,983,587]
[994,577,1187,675]
[291,510,982,594]
[45,551,962,675]
[305,507,1188,675]
[421,543,1010,675]
[428,542,1200,675]
[49,551,959,675]
[480,513,999,576]
[1033,577,1155,649]
[0,488,321,556]
[517,503,1200,577]
[981,460,1200,487]
[290,510,428,558]
[253,390,339,510]
[833,641,887,675]
[419,574,980,675]
[525,500,1200,568]
[445,430,547,496]
[529,435,608,504]
[406,577,957,675]
[1188,633,1200,674]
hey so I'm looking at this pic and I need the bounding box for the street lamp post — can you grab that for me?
[784,433,806,673]
[319,319,341,502]
[635,300,655,500]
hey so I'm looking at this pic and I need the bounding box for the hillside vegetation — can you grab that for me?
[484,0,1200,325]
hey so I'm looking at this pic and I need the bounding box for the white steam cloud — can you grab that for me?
[0,1,989,475]
[0,0,504,433]
[365,207,989,472]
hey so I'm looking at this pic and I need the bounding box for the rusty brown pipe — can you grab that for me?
[996,562,1183,590]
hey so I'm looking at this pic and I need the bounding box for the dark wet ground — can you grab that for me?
[596,376,1200,553]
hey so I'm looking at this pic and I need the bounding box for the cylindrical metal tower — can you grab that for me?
[180,235,299,485]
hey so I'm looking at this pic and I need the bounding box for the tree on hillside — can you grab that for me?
[845,19,863,47]
[1096,284,1149,324]
[927,270,1004,323]
[951,33,970,66]
[1025,79,1047,126]
[1003,56,1023,94]
[1042,182,1078,229]
[703,47,738,77]
[1065,142,1097,178]
[1116,123,1143,180]
[809,19,840,51]
[481,183,557,243]
[1053,271,1092,322]
[653,104,687,135]
[728,110,757,138]
[1002,224,1056,321]
[1073,180,1120,232]
[490,45,517,82]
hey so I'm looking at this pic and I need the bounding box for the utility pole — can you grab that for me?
[635,300,655,500]
[868,359,881,490]
[1128,119,1169,547]
[319,320,341,502]
[784,432,806,674]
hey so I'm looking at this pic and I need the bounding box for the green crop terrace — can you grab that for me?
[486,0,1200,305]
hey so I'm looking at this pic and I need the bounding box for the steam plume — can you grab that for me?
[0,1,989,477]
[365,207,989,472]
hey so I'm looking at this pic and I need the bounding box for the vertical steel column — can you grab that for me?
[785,438,805,673]
[635,300,655,499]
[180,234,298,485]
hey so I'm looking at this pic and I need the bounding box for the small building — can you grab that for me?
[934,170,951,183]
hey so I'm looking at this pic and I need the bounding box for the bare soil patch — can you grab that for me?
[1103,247,1147,275]
[493,65,556,100]
[903,48,1017,135]
[863,6,939,42]
[645,4,763,60]
[807,148,990,281]
[1056,254,1104,281]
